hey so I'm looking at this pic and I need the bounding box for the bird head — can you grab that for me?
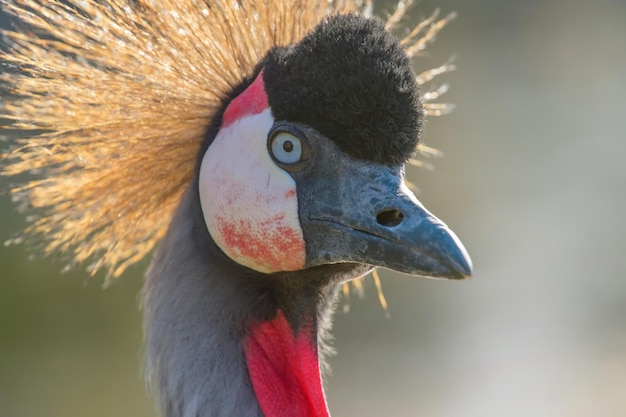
[198,14,471,280]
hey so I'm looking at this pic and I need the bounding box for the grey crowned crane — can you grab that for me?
[0,1,472,416]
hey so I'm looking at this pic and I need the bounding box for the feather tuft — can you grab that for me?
[1,0,361,279]
[1,0,454,280]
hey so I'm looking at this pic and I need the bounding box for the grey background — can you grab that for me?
[1,1,625,416]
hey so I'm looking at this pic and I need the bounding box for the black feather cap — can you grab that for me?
[263,13,423,166]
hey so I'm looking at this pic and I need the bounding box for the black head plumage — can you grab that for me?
[263,13,423,167]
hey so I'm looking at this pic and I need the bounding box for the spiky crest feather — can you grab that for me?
[0,0,453,280]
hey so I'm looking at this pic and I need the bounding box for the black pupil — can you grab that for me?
[282,140,294,153]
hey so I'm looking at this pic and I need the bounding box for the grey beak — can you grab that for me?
[300,162,472,279]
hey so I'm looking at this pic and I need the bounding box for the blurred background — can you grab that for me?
[1,0,625,416]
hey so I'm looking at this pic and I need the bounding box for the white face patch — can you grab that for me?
[199,109,306,273]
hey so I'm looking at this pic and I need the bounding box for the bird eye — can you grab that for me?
[270,132,302,164]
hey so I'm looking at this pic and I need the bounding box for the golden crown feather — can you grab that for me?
[1,0,455,281]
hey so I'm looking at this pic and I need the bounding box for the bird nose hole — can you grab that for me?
[376,209,404,227]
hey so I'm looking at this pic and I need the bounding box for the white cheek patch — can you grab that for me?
[198,109,306,273]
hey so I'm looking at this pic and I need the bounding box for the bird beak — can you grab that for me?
[300,161,472,280]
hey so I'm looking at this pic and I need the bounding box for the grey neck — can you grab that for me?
[143,185,264,417]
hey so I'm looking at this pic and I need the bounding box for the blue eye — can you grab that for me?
[271,132,302,164]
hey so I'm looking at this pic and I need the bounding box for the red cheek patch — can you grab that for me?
[214,213,305,272]
[222,71,269,129]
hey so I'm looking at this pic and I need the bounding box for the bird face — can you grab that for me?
[198,70,471,280]
[199,14,472,281]
[199,14,471,281]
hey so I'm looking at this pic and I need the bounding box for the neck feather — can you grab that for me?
[143,185,264,417]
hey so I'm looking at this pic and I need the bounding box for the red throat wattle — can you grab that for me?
[244,310,330,417]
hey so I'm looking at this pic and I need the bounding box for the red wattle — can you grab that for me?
[222,71,269,128]
[244,310,330,417]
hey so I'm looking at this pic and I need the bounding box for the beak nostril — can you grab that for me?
[376,209,404,227]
